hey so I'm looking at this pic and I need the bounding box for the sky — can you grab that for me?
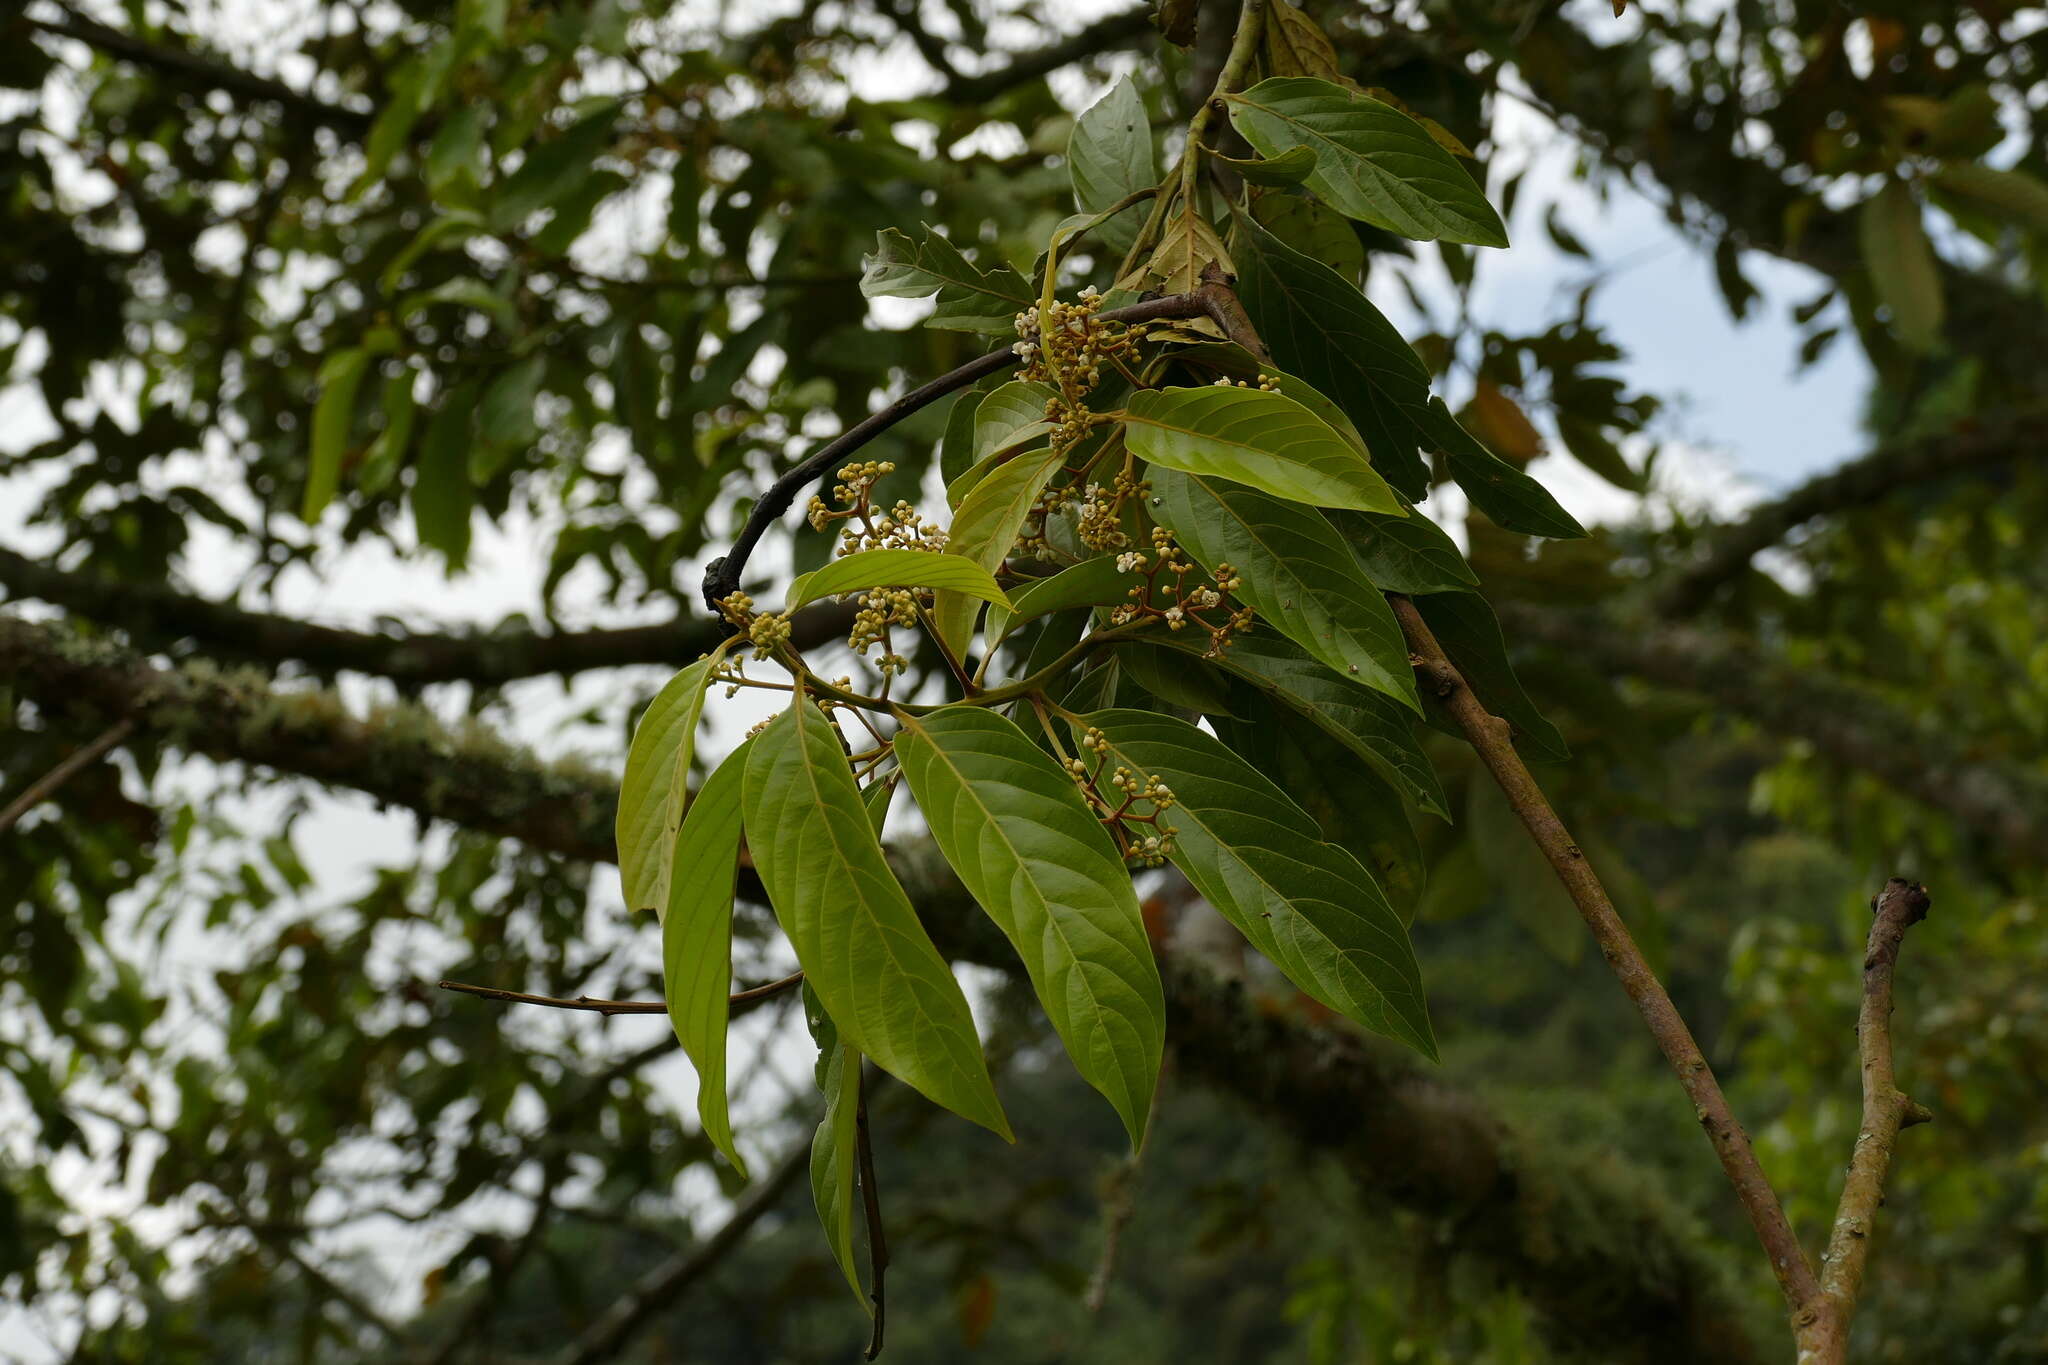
[0,0,1885,1354]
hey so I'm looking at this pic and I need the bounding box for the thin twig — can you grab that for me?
[544,1142,808,1365]
[436,971,803,1017]
[1082,1055,1171,1314]
[855,1066,889,1360]
[1388,594,1824,1324]
[0,718,135,836]
[1800,877,1934,1362]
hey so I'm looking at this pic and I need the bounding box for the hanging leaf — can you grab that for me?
[786,548,1013,611]
[985,555,1128,643]
[743,700,1012,1138]
[1930,162,2048,235]
[1467,382,1544,466]
[1262,0,1351,84]
[1069,78,1157,261]
[473,352,545,478]
[1077,710,1436,1058]
[1859,180,1944,352]
[1210,145,1318,187]
[1423,400,1587,540]
[929,446,1063,656]
[1251,191,1366,283]
[1121,385,1403,512]
[803,988,868,1308]
[1554,414,1643,491]
[413,383,479,566]
[1232,220,1434,500]
[1411,591,1569,763]
[1141,204,1234,295]
[860,226,1035,334]
[662,737,751,1177]
[1167,343,1373,460]
[1327,506,1479,595]
[304,347,374,522]
[1148,468,1420,713]
[617,648,727,914]
[1225,78,1508,247]
[490,101,624,232]
[894,707,1165,1146]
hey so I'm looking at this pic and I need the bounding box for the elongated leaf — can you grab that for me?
[474,352,543,477]
[985,556,1129,643]
[803,988,867,1308]
[1411,591,1568,763]
[1149,467,1420,713]
[1076,709,1435,1058]
[895,708,1164,1145]
[1423,400,1586,540]
[930,446,1063,656]
[1232,220,1433,500]
[1327,506,1479,595]
[1226,78,1507,247]
[618,648,727,914]
[1152,630,1447,816]
[662,738,750,1177]
[1167,342,1372,460]
[1212,144,1317,186]
[787,548,1013,611]
[1210,707,1425,921]
[305,348,374,522]
[860,226,1035,334]
[1931,162,2048,234]
[744,700,1011,1138]
[413,384,478,566]
[1070,78,1156,260]
[490,102,622,231]
[1859,180,1944,352]
[972,382,1059,465]
[1122,386,1402,512]
[1252,190,1365,283]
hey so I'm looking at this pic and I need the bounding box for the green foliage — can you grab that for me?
[1119,386,1404,512]
[663,738,751,1176]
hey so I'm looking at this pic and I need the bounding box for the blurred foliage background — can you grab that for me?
[1,0,2045,1359]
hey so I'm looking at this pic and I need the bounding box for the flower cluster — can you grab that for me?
[848,587,920,677]
[1074,469,1146,552]
[1065,726,1178,866]
[1013,287,1140,404]
[716,590,798,660]
[1106,528,1255,656]
[1211,373,1281,392]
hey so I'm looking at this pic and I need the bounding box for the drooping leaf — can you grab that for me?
[490,101,623,232]
[662,737,751,1177]
[894,707,1165,1146]
[930,446,1063,656]
[1148,467,1420,712]
[1411,591,1569,763]
[1859,180,1944,352]
[1141,203,1234,295]
[786,548,1013,611]
[1150,630,1447,816]
[1262,0,1351,84]
[963,381,1060,486]
[1327,506,1480,595]
[1929,162,2048,236]
[473,352,544,477]
[1069,78,1157,261]
[304,347,374,522]
[743,700,1011,1138]
[985,555,1129,643]
[1232,219,1434,500]
[860,226,1035,334]
[1167,343,1373,460]
[1211,144,1318,186]
[1225,78,1508,247]
[1554,414,1643,492]
[617,648,727,914]
[1076,709,1436,1058]
[1121,385,1403,512]
[413,383,479,566]
[1423,400,1587,540]
[803,987,867,1308]
[1251,190,1365,283]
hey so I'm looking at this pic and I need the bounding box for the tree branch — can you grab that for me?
[939,7,1153,105]
[542,1141,809,1365]
[1799,877,1934,1363]
[1391,594,1823,1327]
[0,716,133,835]
[436,972,802,1016]
[1652,409,2048,617]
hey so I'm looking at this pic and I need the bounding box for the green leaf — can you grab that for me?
[1225,78,1508,247]
[413,385,477,566]
[530,168,629,255]
[473,353,544,477]
[803,989,867,1308]
[1167,343,1373,461]
[356,366,419,497]
[894,708,1164,1146]
[618,649,726,915]
[972,381,1059,465]
[985,556,1129,643]
[862,774,897,834]
[938,383,988,489]
[1859,180,1944,352]
[1211,144,1317,186]
[1411,591,1569,763]
[425,106,488,198]
[744,700,1011,1138]
[304,348,374,522]
[380,211,484,294]
[1210,707,1425,921]
[1151,630,1446,817]
[1121,385,1403,512]
[1930,162,2048,236]
[860,226,1035,334]
[1327,506,1479,595]
[929,446,1063,656]
[401,277,518,334]
[1423,400,1587,540]
[1076,709,1435,1058]
[491,101,623,232]
[786,548,1013,612]
[1148,467,1420,713]
[1069,77,1157,261]
[1554,415,1643,492]
[1231,219,1433,500]
[662,737,751,1177]
[1251,190,1364,283]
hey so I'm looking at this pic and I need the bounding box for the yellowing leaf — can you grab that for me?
[1859,180,1944,352]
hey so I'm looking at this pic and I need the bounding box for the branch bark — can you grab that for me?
[0,716,133,835]
[1798,878,1934,1363]
[1391,594,1823,1327]
[939,7,1153,104]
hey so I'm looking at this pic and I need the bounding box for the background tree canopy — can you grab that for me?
[2,0,2045,1360]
